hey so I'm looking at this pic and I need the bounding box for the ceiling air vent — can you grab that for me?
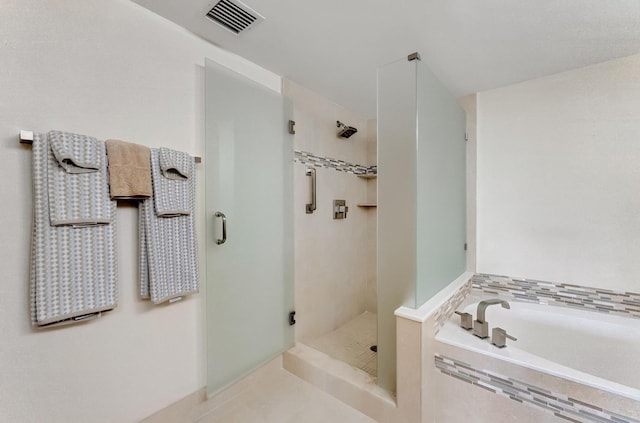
[206,0,264,35]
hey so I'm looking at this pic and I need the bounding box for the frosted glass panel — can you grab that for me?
[415,61,467,305]
[376,58,417,392]
[377,57,466,392]
[205,59,294,395]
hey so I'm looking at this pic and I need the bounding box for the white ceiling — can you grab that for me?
[133,0,640,118]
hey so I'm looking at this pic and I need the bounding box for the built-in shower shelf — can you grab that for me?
[357,174,377,179]
[357,204,377,208]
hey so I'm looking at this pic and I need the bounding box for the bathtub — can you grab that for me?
[436,295,640,402]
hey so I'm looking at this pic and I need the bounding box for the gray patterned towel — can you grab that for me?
[139,148,198,303]
[31,132,118,327]
[152,147,194,217]
[47,131,112,226]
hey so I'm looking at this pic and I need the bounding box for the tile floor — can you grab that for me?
[194,360,375,423]
[307,311,378,376]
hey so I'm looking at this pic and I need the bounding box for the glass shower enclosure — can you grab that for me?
[204,59,294,395]
[377,56,467,391]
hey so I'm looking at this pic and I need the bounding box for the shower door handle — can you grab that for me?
[306,167,316,214]
[215,211,227,245]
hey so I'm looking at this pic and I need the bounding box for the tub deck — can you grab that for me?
[434,294,640,422]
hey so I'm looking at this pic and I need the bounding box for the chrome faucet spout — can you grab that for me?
[476,299,510,323]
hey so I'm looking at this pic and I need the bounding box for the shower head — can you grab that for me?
[337,121,358,139]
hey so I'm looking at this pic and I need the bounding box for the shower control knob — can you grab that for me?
[333,200,348,219]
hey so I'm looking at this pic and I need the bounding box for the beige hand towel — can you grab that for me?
[106,139,152,199]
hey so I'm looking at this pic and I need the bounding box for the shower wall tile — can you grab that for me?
[292,162,369,341]
[284,79,369,166]
[364,119,377,314]
[472,273,640,319]
[294,150,376,176]
[284,79,377,343]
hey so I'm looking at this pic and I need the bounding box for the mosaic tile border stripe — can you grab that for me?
[434,279,472,333]
[472,274,640,320]
[294,150,376,176]
[435,354,639,423]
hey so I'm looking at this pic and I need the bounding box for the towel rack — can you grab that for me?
[19,130,202,163]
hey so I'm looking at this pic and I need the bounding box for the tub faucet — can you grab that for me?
[473,299,510,339]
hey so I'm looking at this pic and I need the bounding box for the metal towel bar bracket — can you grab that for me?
[19,130,34,144]
[19,130,202,163]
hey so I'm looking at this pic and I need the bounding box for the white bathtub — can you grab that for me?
[437,295,640,402]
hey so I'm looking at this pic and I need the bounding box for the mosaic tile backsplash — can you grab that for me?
[435,355,639,423]
[472,274,640,319]
[294,150,376,176]
[434,278,473,333]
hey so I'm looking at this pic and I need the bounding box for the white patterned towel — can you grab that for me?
[31,132,118,327]
[152,147,194,217]
[47,130,112,226]
[139,148,198,303]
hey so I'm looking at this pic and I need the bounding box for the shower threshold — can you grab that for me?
[283,328,396,421]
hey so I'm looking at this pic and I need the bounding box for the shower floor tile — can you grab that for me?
[306,311,377,377]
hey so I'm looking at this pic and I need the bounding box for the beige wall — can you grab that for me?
[0,1,279,422]
[284,80,377,343]
[477,54,640,292]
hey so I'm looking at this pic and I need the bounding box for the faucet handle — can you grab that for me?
[491,327,517,348]
[454,311,473,330]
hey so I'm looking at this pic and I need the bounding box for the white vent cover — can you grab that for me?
[206,0,264,35]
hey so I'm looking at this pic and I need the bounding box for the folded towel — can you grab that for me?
[47,131,112,226]
[31,132,118,327]
[49,131,101,174]
[105,139,152,200]
[159,147,191,180]
[139,148,198,304]
[152,147,194,216]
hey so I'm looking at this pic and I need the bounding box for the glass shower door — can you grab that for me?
[205,59,294,395]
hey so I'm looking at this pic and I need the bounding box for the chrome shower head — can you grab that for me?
[337,121,358,139]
